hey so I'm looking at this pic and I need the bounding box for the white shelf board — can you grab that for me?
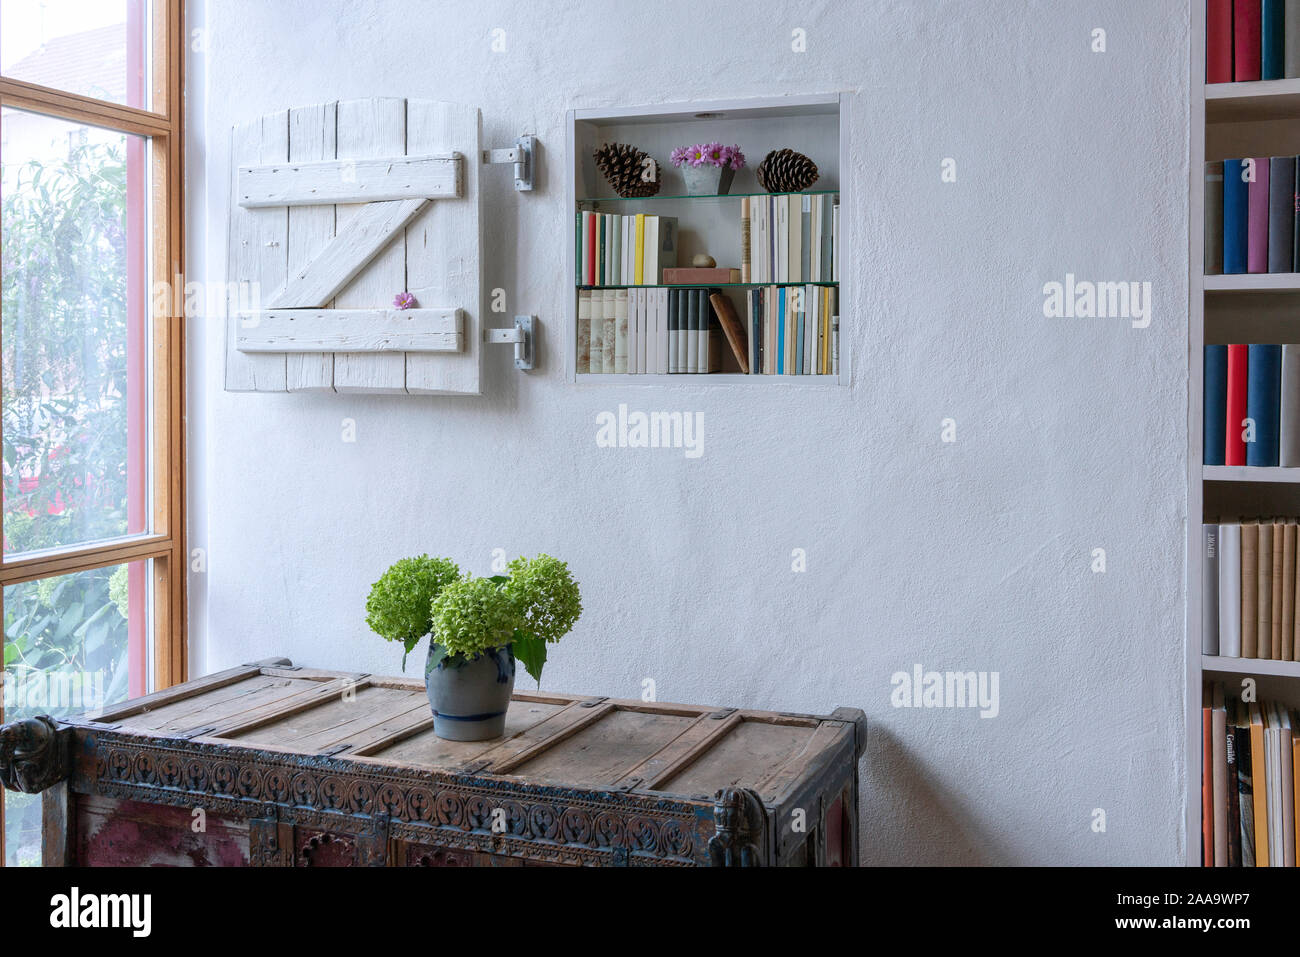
[1202,654,1300,678]
[1205,77,1300,122]
[1204,273,1300,292]
[1204,466,1300,483]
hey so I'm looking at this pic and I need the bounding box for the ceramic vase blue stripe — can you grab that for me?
[425,644,516,741]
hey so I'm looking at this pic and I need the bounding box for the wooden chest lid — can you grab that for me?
[76,658,866,807]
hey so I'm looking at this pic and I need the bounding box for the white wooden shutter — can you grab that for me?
[225,97,483,395]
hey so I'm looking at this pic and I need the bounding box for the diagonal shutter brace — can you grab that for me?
[481,134,535,191]
[485,315,535,370]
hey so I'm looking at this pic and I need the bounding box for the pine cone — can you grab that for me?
[593,142,662,198]
[755,149,820,193]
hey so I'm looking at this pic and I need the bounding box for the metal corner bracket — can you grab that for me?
[485,316,535,371]
[481,135,535,191]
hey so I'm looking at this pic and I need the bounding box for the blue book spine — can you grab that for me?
[1205,344,1228,465]
[1263,0,1286,80]
[1246,343,1282,466]
[1223,159,1249,274]
[776,288,785,375]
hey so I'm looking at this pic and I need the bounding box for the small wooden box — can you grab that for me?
[2,658,866,867]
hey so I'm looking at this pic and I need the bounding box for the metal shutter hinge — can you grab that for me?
[485,315,535,370]
[482,135,535,191]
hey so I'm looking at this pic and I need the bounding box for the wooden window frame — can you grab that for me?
[0,0,186,864]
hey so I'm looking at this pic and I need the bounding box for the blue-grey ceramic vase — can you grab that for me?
[681,163,735,196]
[425,644,515,741]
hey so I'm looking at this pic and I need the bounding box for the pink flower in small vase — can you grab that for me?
[393,292,417,310]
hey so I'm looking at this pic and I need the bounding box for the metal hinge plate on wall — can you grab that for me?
[485,315,535,370]
[482,135,535,191]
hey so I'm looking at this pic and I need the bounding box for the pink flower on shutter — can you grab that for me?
[393,292,417,310]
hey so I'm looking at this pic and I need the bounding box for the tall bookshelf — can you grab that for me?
[565,94,849,384]
[1190,4,1300,866]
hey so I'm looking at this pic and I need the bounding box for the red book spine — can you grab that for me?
[586,213,596,285]
[1208,0,1234,83]
[1226,343,1250,465]
[1234,0,1262,81]
[1202,708,1214,866]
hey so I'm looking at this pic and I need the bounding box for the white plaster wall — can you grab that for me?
[186,0,1189,865]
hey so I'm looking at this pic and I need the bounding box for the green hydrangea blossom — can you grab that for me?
[503,553,582,645]
[429,576,521,659]
[364,555,461,658]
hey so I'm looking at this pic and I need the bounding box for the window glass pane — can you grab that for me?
[2,559,150,866]
[1,108,151,557]
[0,0,148,109]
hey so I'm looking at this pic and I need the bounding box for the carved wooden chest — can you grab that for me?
[1,658,866,867]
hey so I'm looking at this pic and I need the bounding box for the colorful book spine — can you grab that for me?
[1269,156,1296,272]
[776,289,786,375]
[1294,157,1300,271]
[741,197,751,284]
[1206,344,1229,465]
[1224,158,1250,274]
[1227,343,1251,464]
[1243,523,1260,657]
[1288,0,1300,77]
[1235,710,1256,865]
[1263,0,1286,79]
[1247,343,1282,466]
[1248,157,1271,273]
[1236,0,1263,81]
[1209,0,1235,82]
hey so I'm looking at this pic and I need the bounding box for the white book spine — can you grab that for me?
[636,288,647,374]
[1203,525,1220,655]
[644,287,656,375]
[644,216,659,286]
[831,313,839,376]
[624,217,634,287]
[669,291,679,374]
[629,289,641,374]
[612,214,622,286]
[614,289,629,374]
[811,199,821,281]
[686,291,699,374]
[1219,522,1242,657]
[832,203,840,283]
[679,292,690,373]
[576,290,591,376]
[699,291,710,373]
[656,289,668,374]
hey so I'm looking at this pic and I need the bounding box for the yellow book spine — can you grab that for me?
[821,288,830,374]
[1251,714,1269,866]
[634,214,646,285]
